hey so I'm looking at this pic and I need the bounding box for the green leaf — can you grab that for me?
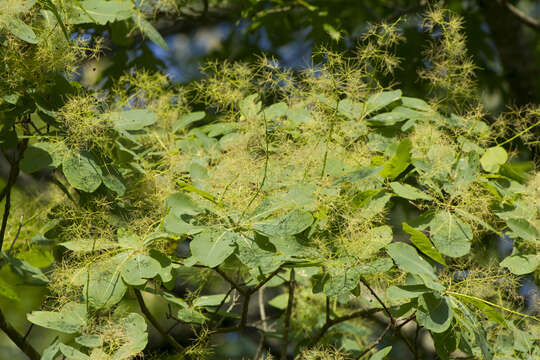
[20,144,54,173]
[109,109,157,131]
[379,139,412,180]
[3,17,38,43]
[27,302,86,334]
[75,335,103,348]
[69,0,134,25]
[402,222,446,266]
[323,23,341,41]
[41,338,61,360]
[101,167,126,196]
[390,182,433,201]
[176,307,208,324]
[386,242,437,280]
[239,94,261,120]
[480,146,507,173]
[85,258,127,309]
[367,111,408,126]
[253,209,313,237]
[506,218,539,242]
[334,166,384,184]
[2,252,49,284]
[369,346,392,360]
[136,16,167,50]
[268,293,288,309]
[387,284,432,300]
[452,294,505,325]
[149,249,174,283]
[120,252,161,286]
[110,313,147,360]
[163,212,203,236]
[337,98,363,120]
[190,230,238,268]
[63,151,102,193]
[0,277,20,301]
[364,90,402,116]
[401,97,431,111]
[263,102,288,120]
[429,211,472,257]
[500,254,540,275]
[59,343,90,360]
[416,293,453,333]
[193,294,229,307]
[172,111,205,132]
[60,240,118,253]
[356,258,393,274]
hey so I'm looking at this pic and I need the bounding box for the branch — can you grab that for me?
[0,308,40,360]
[280,269,295,360]
[501,0,540,31]
[134,289,185,353]
[307,306,383,347]
[360,278,395,325]
[358,322,392,358]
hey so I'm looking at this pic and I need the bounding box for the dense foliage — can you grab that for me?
[0,1,539,360]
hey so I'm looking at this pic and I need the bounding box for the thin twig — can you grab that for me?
[280,269,295,360]
[254,287,268,360]
[134,289,185,353]
[360,278,395,325]
[8,214,23,255]
[501,0,540,31]
[358,322,392,358]
[307,306,383,347]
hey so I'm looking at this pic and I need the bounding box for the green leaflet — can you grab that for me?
[379,138,412,179]
[75,335,103,348]
[69,0,134,25]
[452,294,505,325]
[364,90,402,116]
[135,16,168,50]
[110,313,148,360]
[109,109,157,131]
[268,293,288,309]
[193,293,229,307]
[369,345,392,360]
[119,252,161,286]
[59,343,89,360]
[27,302,86,334]
[416,293,453,333]
[20,143,59,173]
[480,146,508,173]
[176,307,208,324]
[85,257,127,309]
[165,192,203,216]
[386,242,437,279]
[386,284,432,300]
[163,212,203,236]
[505,218,539,242]
[252,209,314,237]
[63,151,102,193]
[429,211,472,257]
[390,182,433,201]
[2,252,49,284]
[190,229,238,268]
[500,254,540,275]
[338,98,363,120]
[402,222,446,266]
[333,165,384,184]
[263,102,288,120]
[173,111,206,132]
[2,17,38,43]
[0,277,19,301]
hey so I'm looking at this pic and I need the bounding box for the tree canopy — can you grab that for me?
[0,1,539,360]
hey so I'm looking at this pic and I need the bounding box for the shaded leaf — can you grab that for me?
[253,209,313,237]
[27,302,86,334]
[390,182,433,201]
[417,293,453,333]
[500,254,540,275]
[429,212,472,257]
[190,230,238,268]
[402,222,446,266]
[364,90,402,116]
[63,151,102,193]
